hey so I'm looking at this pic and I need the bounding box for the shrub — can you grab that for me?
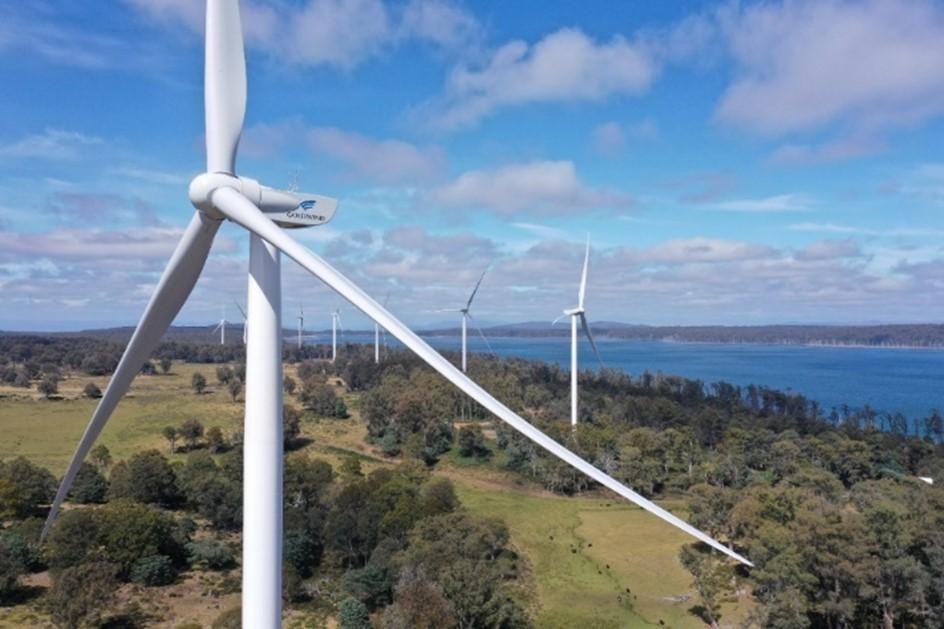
[186,539,235,570]
[108,450,180,507]
[83,382,102,399]
[191,372,207,394]
[457,425,491,459]
[0,543,23,603]
[37,377,58,398]
[211,607,241,629]
[69,461,107,503]
[46,561,119,629]
[338,596,371,629]
[130,554,176,586]
[179,419,205,449]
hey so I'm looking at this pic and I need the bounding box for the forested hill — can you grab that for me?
[3,322,944,348]
[461,322,944,348]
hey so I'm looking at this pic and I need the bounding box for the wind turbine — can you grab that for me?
[438,269,487,372]
[212,306,227,345]
[41,3,750,627]
[331,308,342,362]
[296,305,304,349]
[554,236,603,428]
[233,300,247,344]
[375,294,390,364]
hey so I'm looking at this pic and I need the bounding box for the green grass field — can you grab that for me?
[0,361,752,627]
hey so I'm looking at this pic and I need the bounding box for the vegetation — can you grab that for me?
[0,334,942,627]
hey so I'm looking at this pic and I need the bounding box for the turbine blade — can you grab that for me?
[465,268,488,311]
[233,300,247,320]
[42,212,221,539]
[578,235,590,310]
[579,313,604,368]
[552,314,567,326]
[205,0,246,174]
[210,187,752,566]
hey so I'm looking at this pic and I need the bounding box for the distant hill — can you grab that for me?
[3,322,943,348]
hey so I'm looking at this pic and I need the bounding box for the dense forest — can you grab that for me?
[1,334,943,627]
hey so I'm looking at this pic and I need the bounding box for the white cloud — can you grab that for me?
[714,0,944,136]
[0,226,233,259]
[306,127,446,184]
[428,160,629,216]
[0,129,103,160]
[592,122,625,156]
[789,222,944,238]
[128,0,479,69]
[426,28,657,130]
[795,238,862,261]
[637,237,775,265]
[706,194,811,213]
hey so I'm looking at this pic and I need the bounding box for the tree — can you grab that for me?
[179,418,205,450]
[381,568,457,629]
[186,539,235,570]
[162,426,178,454]
[159,357,172,374]
[284,406,302,448]
[216,365,233,385]
[206,426,226,453]
[338,596,371,629]
[46,561,119,629]
[227,378,242,402]
[457,425,490,459]
[0,543,23,603]
[0,457,56,518]
[108,450,180,507]
[679,545,730,628]
[68,461,107,503]
[283,374,297,395]
[83,382,102,399]
[37,376,58,398]
[96,499,186,578]
[90,444,112,469]
[191,372,207,394]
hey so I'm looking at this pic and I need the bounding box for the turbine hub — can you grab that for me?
[189,172,247,217]
[563,307,583,316]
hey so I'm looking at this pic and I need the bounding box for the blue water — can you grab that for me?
[348,333,944,422]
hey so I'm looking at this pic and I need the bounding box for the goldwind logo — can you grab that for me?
[299,200,317,210]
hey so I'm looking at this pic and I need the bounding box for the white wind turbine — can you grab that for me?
[438,268,488,372]
[212,306,227,345]
[41,3,750,627]
[233,301,247,344]
[375,294,390,364]
[331,307,342,362]
[296,305,304,349]
[554,236,604,428]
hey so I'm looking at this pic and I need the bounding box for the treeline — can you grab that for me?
[469,323,944,348]
[0,446,530,628]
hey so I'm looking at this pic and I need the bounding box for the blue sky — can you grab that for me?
[1,0,943,331]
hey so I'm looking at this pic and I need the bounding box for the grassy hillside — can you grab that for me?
[0,361,746,627]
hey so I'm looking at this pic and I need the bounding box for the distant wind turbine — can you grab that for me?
[331,308,342,362]
[438,269,488,372]
[233,301,247,345]
[212,306,227,345]
[296,306,304,349]
[554,236,603,428]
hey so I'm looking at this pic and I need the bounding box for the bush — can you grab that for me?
[37,377,58,398]
[108,450,180,507]
[83,382,102,399]
[179,418,205,449]
[186,539,235,570]
[191,372,207,394]
[130,554,176,586]
[0,543,23,603]
[47,561,119,629]
[69,461,107,503]
[0,457,56,518]
[338,596,371,629]
[457,425,491,459]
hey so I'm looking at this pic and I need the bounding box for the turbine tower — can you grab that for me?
[212,306,227,345]
[233,301,247,344]
[297,305,304,349]
[41,4,750,628]
[555,236,603,428]
[438,269,487,372]
[331,308,342,362]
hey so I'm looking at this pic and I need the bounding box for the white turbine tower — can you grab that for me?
[555,237,603,428]
[331,308,342,362]
[375,294,390,364]
[41,4,750,627]
[212,306,227,345]
[233,301,247,345]
[297,305,304,349]
[438,269,487,372]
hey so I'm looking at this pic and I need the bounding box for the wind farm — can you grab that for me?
[1,1,943,628]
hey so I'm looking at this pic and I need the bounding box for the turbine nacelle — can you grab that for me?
[563,307,583,317]
[189,172,339,228]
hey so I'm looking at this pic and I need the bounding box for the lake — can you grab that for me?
[342,333,944,422]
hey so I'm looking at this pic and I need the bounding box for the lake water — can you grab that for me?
[344,333,944,422]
